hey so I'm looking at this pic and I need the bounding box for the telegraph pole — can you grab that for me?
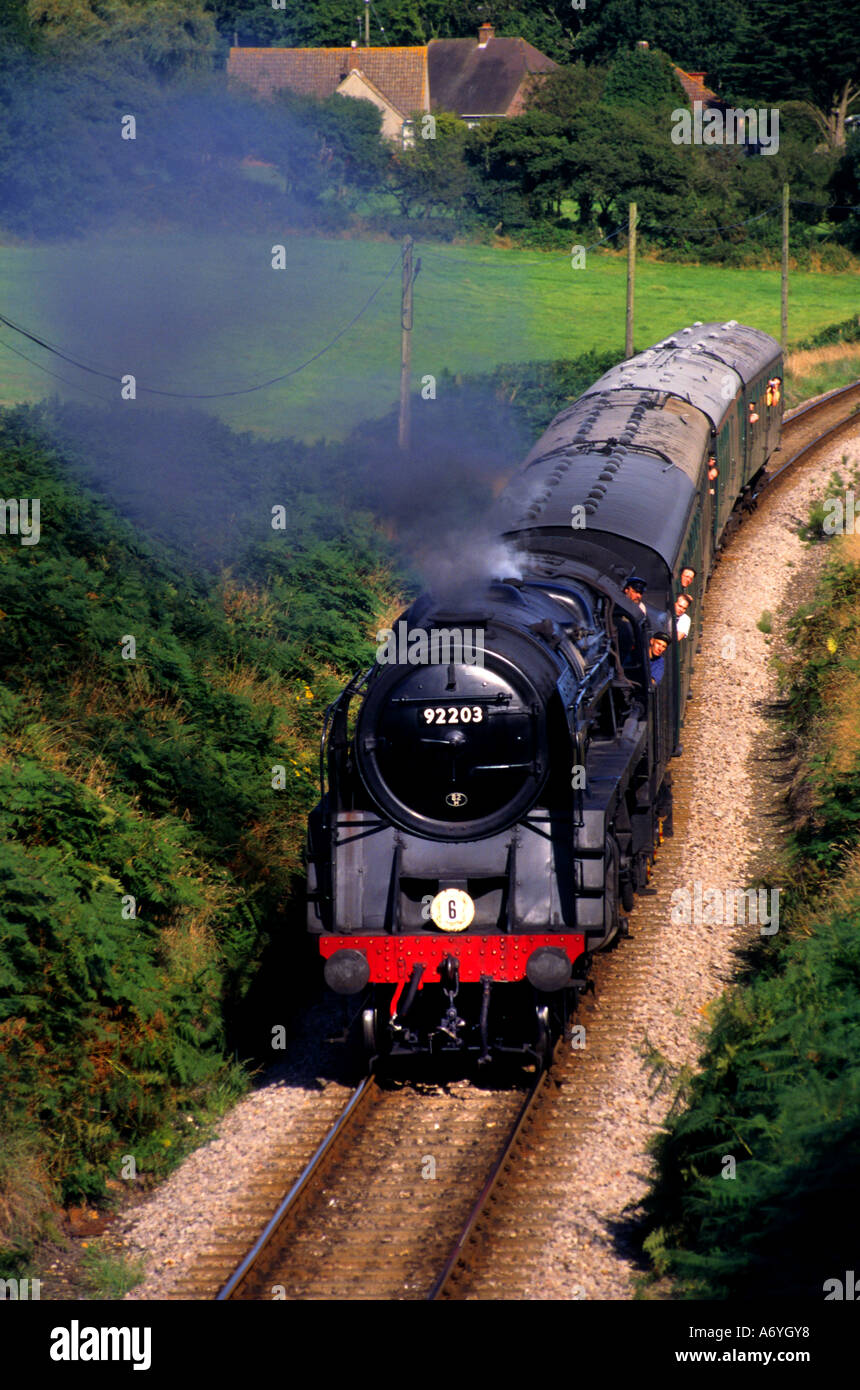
[398,236,414,453]
[781,182,790,352]
[364,0,370,45]
[625,201,637,358]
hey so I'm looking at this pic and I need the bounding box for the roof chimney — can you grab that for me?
[478,22,494,45]
[688,71,707,83]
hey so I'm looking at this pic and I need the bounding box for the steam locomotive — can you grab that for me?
[306,322,783,1066]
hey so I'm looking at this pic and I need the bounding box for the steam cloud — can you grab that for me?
[2,53,534,594]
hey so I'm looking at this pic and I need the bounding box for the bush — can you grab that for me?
[641,520,860,1297]
[0,402,397,1269]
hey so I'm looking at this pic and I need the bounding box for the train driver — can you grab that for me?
[623,575,648,615]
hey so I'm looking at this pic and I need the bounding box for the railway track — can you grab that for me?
[193,379,860,1305]
[215,1053,560,1301]
[773,378,860,480]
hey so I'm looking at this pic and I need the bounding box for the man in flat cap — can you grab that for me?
[624,575,648,616]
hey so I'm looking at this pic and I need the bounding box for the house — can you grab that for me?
[428,23,558,126]
[670,58,775,153]
[227,44,429,143]
[227,24,558,138]
[672,65,725,112]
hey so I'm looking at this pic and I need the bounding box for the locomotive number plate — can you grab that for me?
[422,705,484,725]
[430,888,475,933]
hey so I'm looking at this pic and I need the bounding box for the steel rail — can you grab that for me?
[768,381,860,485]
[428,1041,562,1301]
[782,378,860,430]
[424,386,860,1303]
[215,1073,379,1300]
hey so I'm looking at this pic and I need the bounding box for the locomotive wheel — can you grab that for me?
[621,878,635,913]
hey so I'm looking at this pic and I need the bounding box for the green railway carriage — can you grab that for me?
[502,321,783,749]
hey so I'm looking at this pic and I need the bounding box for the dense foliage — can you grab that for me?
[208,0,582,62]
[642,515,860,1298]
[794,312,860,350]
[0,402,396,1270]
[0,3,856,262]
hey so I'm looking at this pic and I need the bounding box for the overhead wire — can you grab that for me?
[2,189,857,406]
[0,251,402,401]
[0,334,118,404]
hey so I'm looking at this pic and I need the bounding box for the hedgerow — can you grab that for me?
[0,404,395,1271]
[642,523,860,1298]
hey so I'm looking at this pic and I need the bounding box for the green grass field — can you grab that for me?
[0,234,857,441]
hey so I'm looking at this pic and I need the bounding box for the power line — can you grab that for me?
[0,335,117,404]
[368,0,390,44]
[641,206,781,236]
[0,252,402,401]
[0,311,127,380]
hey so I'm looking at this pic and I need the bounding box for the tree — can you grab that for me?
[0,0,34,48]
[387,110,474,219]
[715,0,860,151]
[26,0,219,79]
[601,44,687,121]
[466,109,575,225]
[574,0,744,76]
[274,88,389,204]
[830,133,860,250]
[526,61,606,121]
[210,0,424,50]
[211,0,583,62]
[575,0,860,151]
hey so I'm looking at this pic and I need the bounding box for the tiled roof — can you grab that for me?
[228,47,429,114]
[428,36,558,116]
[673,66,721,105]
[339,69,405,118]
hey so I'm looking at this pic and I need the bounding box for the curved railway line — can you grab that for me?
[153,379,860,1304]
[775,378,860,478]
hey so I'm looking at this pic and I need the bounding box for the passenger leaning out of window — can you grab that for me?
[674,593,693,640]
[649,631,670,686]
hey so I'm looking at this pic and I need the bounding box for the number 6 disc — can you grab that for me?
[430,888,475,932]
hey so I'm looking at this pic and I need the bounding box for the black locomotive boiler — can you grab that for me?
[306,322,784,1065]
